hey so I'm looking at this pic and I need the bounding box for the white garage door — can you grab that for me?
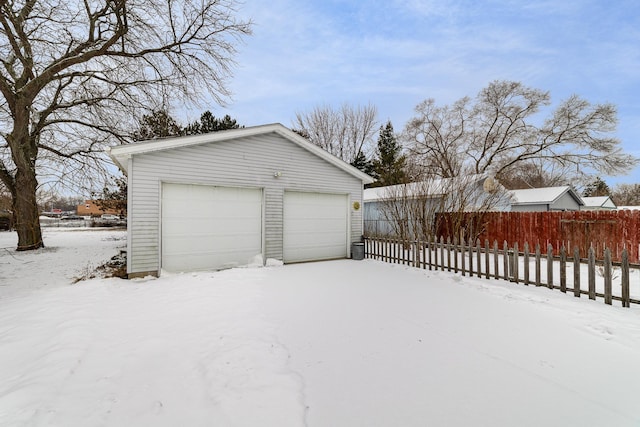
[283,192,348,263]
[162,183,262,272]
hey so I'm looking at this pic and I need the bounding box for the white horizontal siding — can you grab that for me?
[128,132,364,275]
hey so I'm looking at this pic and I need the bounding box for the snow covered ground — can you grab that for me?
[1,228,640,426]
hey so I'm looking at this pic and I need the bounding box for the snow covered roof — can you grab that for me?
[107,123,375,184]
[509,186,584,206]
[581,196,616,209]
[364,175,492,202]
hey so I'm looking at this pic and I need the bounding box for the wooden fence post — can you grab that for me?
[422,241,428,269]
[440,236,445,272]
[453,237,459,273]
[560,244,567,293]
[476,239,482,278]
[535,243,541,287]
[468,238,474,276]
[493,240,499,280]
[604,248,612,305]
[523,242,530,286]
[573,247,581,298]
[503,241,509,281]
[512,242,519,283]
[428,235,433,270]
[484,239,490,280]
[621,248,630,308]
[547,244,554,289]
[461,238,466,277]
[447,237,452,272]
[588,246,596,300]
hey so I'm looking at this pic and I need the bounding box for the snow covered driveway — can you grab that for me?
[1,229,639,426]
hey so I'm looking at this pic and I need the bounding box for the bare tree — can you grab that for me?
[404,80,637,183]
[293,103,378,165]
[372,175,510,243]
[0,0,251,250]
[611,184,640,206]
[498,158,576,189]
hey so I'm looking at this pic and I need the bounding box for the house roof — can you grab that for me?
[582,196,616,209]
[364,175,492,202]
[510,186,584,206]
[107,123,375,184]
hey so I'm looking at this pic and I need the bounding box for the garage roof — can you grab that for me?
[107,123,375,184]
[509,186,584,206]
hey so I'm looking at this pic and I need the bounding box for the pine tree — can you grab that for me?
[184,112,242,135]
[350,151,376,177]
[583,176,611,197]
[133,110,183,141]
[371,121,407,187]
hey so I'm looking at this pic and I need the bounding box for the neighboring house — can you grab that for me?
[77,200,121,217]
[509,186,583,212]
[363,175,507,237]
[581,196,617,210]
[108,123,374,278]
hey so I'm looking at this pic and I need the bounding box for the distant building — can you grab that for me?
[77,200,120,217]
[509,186,583,212]
[581,196,617,210]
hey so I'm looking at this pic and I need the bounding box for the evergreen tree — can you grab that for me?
[184,112,242,134]
[371,121,407,187]
[133,110,183,141]
[350,151,376,177]
[583,176,611,197]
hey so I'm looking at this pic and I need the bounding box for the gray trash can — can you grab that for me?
[351,242,365,260]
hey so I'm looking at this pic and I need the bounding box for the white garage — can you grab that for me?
[283,192,348,263]
[162,183,262,272]
[108,123,375,278]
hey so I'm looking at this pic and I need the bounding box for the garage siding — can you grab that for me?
[127,132,364,275]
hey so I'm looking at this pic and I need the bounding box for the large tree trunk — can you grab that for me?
[9,102,44,251]
[13,166,43,251]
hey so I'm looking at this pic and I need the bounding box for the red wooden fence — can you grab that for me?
[438,210,640,263]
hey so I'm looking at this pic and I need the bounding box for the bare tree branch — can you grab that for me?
[403,80,637,185]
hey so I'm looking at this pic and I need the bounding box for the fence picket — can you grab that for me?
[588,246,596,300]
[513,242,519,283]
[523,242,530,286]
[604,248,612,305]
[503,241,509,281]
[453,237,459,273]
[560,245,567,293]
[547,244,554,289]
[440,236,445,272]
[476,239,482,278]
[535,243,541,287]
[493,240,499,280]
[485,239,490,280]
[461,238,466,277]
[622,249,630,308]
[468,239,474,276]
[423,241,428,269]
[447,237,452,272]
[573,247,581,298]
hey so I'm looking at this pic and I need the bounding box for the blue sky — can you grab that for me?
[187,0,640,185]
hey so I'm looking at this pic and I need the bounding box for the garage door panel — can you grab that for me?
[284,192,348,263]
[162,183,262,272]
